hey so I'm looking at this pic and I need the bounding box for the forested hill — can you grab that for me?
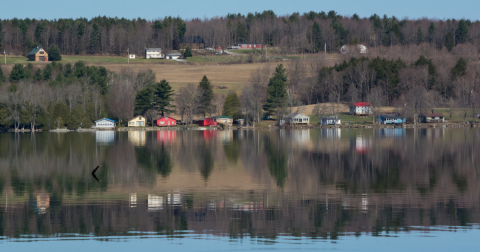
[0,10,478,56]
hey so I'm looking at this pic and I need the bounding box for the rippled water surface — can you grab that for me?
[0,128,479,251]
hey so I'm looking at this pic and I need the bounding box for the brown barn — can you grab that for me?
[27,45,48,62]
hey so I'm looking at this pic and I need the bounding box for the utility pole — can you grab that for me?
[324,43,326,56]
[265,45,268,61]
[4,51,5,65]
[127,48,129,64]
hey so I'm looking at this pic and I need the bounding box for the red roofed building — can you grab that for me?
[155,116,177,127]
[198,118,217,126]
[350,102,373,116]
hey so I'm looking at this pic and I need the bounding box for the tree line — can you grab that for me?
[1,10,479,56]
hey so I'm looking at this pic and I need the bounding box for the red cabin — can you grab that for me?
[198,118,217,126]
[155,116,177,127]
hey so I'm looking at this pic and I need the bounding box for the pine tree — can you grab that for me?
[445,32,454,52]
[223,93,241,119]
[198,75,214,117]
[183,46,192,58]
[0,67,5,84]
[311,21,323,52]
[153,79,175,116]
[428,22,435,42]
[451,57,467,79]
[263,64,288,119]
[48,44,62,61]
[417,26,424,45]
[33,68,42,81]
[90,23,100,53]
[134,87,153,115]
[9,64,26,82]
[455,19,469,44]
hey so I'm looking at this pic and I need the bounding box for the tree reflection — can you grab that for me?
[199,148,214,181]
[265,136,288,189]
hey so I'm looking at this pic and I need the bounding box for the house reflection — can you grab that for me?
[202,130,217,141]
[291,130,310,144]
[157,131,177,144]
[321,128,341,139]
[130,193,137,208]
[377,128,406,138]
[128,131,146,146]
[95,131,115,145]
[167,193,182,206]
[217,130,233,143]
[148,194,163,212]
[353,135,372,154]
[35,194,50,214]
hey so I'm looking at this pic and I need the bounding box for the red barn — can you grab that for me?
[155,116,177,127]
[198,118,217,126]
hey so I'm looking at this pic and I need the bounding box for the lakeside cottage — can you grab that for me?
[128,116,146,127]
[377,114,406,124]
[321,116,341,125]
[350,102,373,116]
[155,116,177,126]
[27,45,48,62]
[95,118,116,128]
[214,116,233,126]
[285,113,310,125]
[198,118,217,126]
[420,113,445,123]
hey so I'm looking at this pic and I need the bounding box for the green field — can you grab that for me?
[3,55,181,65]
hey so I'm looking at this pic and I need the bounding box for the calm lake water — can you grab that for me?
[0,128,479,251]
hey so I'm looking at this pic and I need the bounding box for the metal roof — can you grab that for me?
[95,118,116,123]
[214,116,233,119]
[353,102,372,107]
[284,113,309,119]
[322,116,339,119]
[146,48,162,50]
[380,114,403,119]
[27,45,43,56]
[166,52,182,56]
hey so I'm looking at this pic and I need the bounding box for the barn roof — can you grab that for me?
[27,45,43,56]
[353,102,372,107]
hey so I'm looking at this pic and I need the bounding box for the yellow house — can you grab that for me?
[128,116,146,127]
[27,45,48,62]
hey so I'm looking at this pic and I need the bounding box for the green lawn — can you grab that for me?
[308,113,374,125]
[3,55,180,65]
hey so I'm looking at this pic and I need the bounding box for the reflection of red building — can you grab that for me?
[155,116,177,127]
[202,130,217,140]
[198,118,217,126]
[355,136,371,154]
[157,131,177,144]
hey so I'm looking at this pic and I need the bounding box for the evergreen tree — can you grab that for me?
[222,93,241,119]
[33,68,42,81]
[451,57,467,79]
[53,102,70,129]
[428,22,435,42]
[48,44,62,61]
[9,64,27,82]
[89,23,100,53]
[445,32,454,52]
[0,21,3,48]
[198,75,214,116]
[311,21,323,52]
[183,46,192,58]
[417,26,424,45]
[455,19,469,44]
[0,67,5,84]
[67,105,83,130]
[134,87,153,115]
[263,64,288,119]
[153,79,175,116]
[43,64,53,80]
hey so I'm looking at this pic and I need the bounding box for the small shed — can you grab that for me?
[377,114,406,124]
[321,116,341,125]
[214,116,233,126]
[27,45,48,62]
[198,118,217,126]
[285,113,310,125]
[128,116,146,127]
[155,116,177,127]
[165,52,182,59]
[95,118,116,128]
[350,102,373,116]
[129,54,136,59]
[420,113,445,123]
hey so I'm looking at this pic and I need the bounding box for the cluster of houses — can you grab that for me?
[93,115,236,128]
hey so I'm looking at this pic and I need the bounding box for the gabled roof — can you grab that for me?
[285,113,309,119]
[353,102,372,107]
[166,52,182,56]
[322,116,340,120]
[129,116,144,121]
[380,114,403,119]
[156,116,177,120]
[423,113,444,117]
[95,118,116,123]
[28,45,44,56]
[214,116,233,119]
[146,48,162,51]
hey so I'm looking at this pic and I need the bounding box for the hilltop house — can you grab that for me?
[145,48,163,59]
[377,114,406,124]
[321,116,341,125]
[420,113,445,123]
[95,118,116,128]
[350,102,373,116]
[155,116,177,126]
[285,113,310,125]
[128,116,146,127]
[27,45,48,62]
[214,116,233,126]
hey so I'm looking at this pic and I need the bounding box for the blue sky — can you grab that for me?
[1,0,478,21]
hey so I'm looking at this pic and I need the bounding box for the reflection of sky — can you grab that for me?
[3,227,479,252]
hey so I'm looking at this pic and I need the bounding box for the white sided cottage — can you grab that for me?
[95,118,116,128]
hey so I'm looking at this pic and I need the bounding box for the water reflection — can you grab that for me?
[0,129,479,242]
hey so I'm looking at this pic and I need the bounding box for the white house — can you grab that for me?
[284,113,310,125]
[95,118,116,128]
[321,116,341,125]
[350,102,373,116]
[165,52,182,59]
[145,48,163,59]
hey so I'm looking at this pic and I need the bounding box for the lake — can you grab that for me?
[0,128,479,251]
